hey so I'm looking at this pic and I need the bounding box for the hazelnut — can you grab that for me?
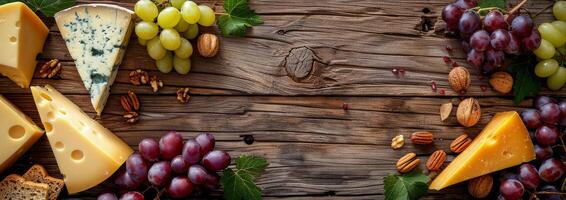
[468,175,493,198]
[448,66,471,93]
[197,33,220,57]
[457,98,481,127]
[489,71,513,94]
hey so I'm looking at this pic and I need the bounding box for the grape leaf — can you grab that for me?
[217,0,263,37]
[220,155,268,200]
[0,0,75,17]
[478,0,506,9]
[507,54,541,104]
[384,171,429,200]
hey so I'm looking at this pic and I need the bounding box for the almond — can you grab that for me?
[468,175,493,198]
[426,150,446,171]
[450,134,472,153]
[410,131,434,144]
[489,71,513,94]
[396,153,420,173]
[439,102,453,122]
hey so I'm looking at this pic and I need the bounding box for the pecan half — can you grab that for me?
[150,75,163,93]
[450,134,472,153]
[123,111,139,123]
[120,96,132,112]
[121,90,140,123]
[176,88,190,104]
[39,59,62,79]
[426,150,447,171]
[129,69,149,86]
[410,131,434,144]
[396,153,420,173]
[128,90,140,111]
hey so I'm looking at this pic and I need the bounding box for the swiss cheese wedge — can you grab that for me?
[31,85,133,194]
[429,111,535,190]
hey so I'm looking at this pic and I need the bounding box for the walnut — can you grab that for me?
[129,69,149,86]
[457,98,481,127]
[448,66,471,93]
[176,88,190,104]
[489,71,513,94]
[150,75,164,93]
[197,33,220,58]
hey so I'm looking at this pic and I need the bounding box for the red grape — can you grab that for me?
[538,158,565,183]
[467,49,484,67]
[523,29,542,51]
[504,32,521,55]
[188,165,208,185]
[470,30,491,52]
[126,153,149,182]
[461,41,471,53]
[204,172,220,190]
[535,96,558,110]
[195,133,215,155]
[159,131,183,160]
[455,0,477,9]
[119,192,144,200]
[182,139,201,165]
[202,150,231,172]
[97,192,118,200]
[139,138,159,162]
[499,179,524,200]
[485,48,505,67]
[517,164,540,190]
[482,63,497,75]
[540,103,560,125]
[536,125,558,146]
[535,144,553,161]
[558,100,566,117]
[171,155,190,174]
[115,170,142,190]
[490,29,510,50]
[167,176,193,198]
[458,11,481,34]
[484,10,507,33]
[441,4,465,31]
[148,161,172,187]
[520,109,542,129]
[511,15,534,38]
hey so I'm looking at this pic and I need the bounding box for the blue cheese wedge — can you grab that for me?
[54,4,134,115]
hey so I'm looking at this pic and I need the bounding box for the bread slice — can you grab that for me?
[22,165,64,200]
[0,174,49,200]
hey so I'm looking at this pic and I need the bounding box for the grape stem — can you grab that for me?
[532,3,554,18]
[215,12,228,16]
[507,0,528,16]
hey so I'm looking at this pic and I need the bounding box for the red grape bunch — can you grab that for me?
[496,96,566,200]
[97,132,231,200]
[441,0,541,75]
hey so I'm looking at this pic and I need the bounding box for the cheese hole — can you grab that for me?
[40,93,52,102]
[9,36,16,43]
[15,21,20,27]
[8,125,25,139]
[54,141,64,150]
[502,151,513,157]
[43,122,53,133]
[47,112,56,121]
[71,150,84,162]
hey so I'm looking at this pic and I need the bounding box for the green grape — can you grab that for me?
[157,7,181,29]
[535,59,560,78]
[135,21,159,40]
[175,18,190,32]
[547,67,566,90]
[138,37,148,46]
[552,21,566,36]
[554,1,566,21]
[180,1,200,24]
[170,0,186,9]
[134,0,158,22]
[173,56,191,74]
[147,37,167,60]
[174,38,193,59]
[156,51,174,73]
[558,46,566,55]
[183,24,199,39]
[534,39,557,59]
[197,5,215,26]
[160,28,182,50]
[538,23,566,47]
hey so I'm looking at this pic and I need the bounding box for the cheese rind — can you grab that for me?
[31,85,133,194]
[429,111,535,190]
[54,4,134,115]
[0,95,44,173]
[0,2,49,88]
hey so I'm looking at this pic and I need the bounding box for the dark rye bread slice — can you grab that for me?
[0,174,49,200]
[22,165,64,200]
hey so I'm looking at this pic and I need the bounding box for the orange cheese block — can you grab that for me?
[0,2,49,88]
[429,111,535,190]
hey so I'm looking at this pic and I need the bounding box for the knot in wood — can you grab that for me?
[283,47,316,82]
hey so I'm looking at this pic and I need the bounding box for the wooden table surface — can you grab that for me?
[0,0,559,199]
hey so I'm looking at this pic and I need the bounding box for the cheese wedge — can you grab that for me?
[31,85,133,194]
[54,4,134,115]
[0,95,44,173]
[0,2,49,88]
[429,111,535,190]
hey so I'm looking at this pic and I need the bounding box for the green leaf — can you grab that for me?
[0,0,75,17]
[478,0,506,9]
[220,155,268,200]
[507,54,541,104]
[384,171,429,200]
[217,0,263,37]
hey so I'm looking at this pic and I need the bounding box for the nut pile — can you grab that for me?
[121,90,141,123]
[129,69,164,93]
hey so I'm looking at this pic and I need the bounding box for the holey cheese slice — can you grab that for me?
[31,85,133,194]
[0,95,44,173]
[429,111,535,190]
[54,4,134,115]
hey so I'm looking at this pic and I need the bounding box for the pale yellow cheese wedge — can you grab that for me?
[429,111,535,190]
[31,85,133,194]
[0,2,49,88]
[0,95,44,173]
